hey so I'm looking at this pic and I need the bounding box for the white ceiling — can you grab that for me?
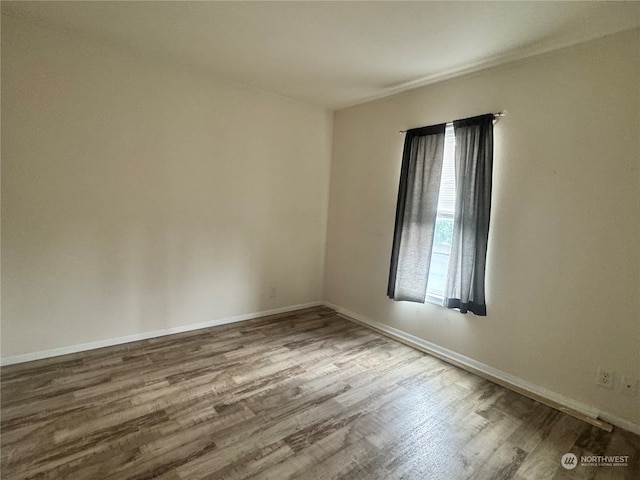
[3,1,640,110]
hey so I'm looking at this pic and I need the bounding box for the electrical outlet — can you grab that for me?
[269,285,277,298]
[620,375,638,397]
[596,367,614,389]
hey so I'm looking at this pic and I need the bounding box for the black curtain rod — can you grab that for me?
[399,111,505,134]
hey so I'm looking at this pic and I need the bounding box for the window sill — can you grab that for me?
[425,294,444,307]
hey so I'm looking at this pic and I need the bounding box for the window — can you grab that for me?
[388,113,495,316]
[426,123,455,300]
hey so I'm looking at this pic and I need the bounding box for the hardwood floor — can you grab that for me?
[1,306,639,479]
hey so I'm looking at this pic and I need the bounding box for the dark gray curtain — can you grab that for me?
[388,124,446,302]
[444,114,494,315]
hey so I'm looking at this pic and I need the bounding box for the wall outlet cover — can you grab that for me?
[596,367,614,389]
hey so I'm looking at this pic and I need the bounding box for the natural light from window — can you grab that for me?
[427,123,455,300]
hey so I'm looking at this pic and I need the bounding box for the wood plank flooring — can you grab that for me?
[1,306,639,479]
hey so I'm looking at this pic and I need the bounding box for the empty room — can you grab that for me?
[1,1,639,479]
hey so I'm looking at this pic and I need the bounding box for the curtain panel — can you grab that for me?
[387,124,446,302]
[444,114,494,315]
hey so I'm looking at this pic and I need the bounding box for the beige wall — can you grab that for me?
[325,29,640,426]
[1,17,333,357]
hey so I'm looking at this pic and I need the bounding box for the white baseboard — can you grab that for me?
[323,301,640,436]
[1,301,323,366]
[597,412,640,436]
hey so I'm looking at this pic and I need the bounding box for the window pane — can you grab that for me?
[427,123,455,299]
[427,214,453,297]
[436,124,456,215]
